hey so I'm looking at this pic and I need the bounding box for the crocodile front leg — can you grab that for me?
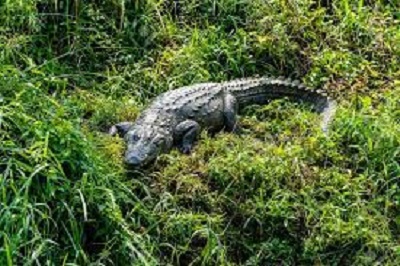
[174,120,201,154]
[109,122,134,137]
[223,93,239,132]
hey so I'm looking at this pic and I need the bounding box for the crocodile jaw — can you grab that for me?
[124,125,174,167]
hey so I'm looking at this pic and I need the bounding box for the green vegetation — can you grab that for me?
[1,0,399,265]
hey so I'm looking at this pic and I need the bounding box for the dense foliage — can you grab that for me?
[1,0,399,265]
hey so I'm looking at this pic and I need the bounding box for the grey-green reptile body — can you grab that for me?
[110,77,337,167]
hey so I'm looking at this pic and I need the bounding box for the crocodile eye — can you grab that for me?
[132,134,140,141]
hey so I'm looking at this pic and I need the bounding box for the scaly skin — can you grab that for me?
[110,76,337,167]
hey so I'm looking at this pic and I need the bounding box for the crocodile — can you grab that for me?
[110,76,337,167]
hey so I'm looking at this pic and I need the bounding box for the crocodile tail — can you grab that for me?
[320,99,337,134]
[283,77,337,133]
[226,76,337,133]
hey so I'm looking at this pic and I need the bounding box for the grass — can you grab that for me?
[0,0,400,265]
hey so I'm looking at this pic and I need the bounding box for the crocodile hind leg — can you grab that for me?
[109,122,134,137]
[174,120,201,154]
[223,93,239,132]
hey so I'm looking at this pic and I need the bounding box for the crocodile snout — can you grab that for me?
[125,154,142,166]
[124,148,155,167]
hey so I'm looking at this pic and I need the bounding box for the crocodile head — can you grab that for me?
[123,125,173,167]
